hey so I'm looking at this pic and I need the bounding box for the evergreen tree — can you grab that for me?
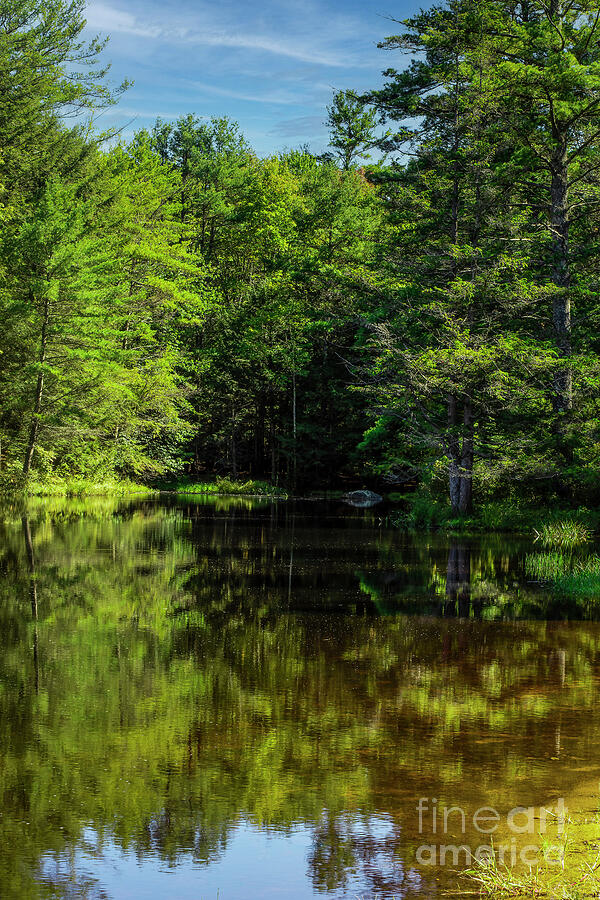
[480,0,600,490]
[324,90,380,170]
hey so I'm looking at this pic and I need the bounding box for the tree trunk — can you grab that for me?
[448,393,461,514]
[22,516,39,692]
[448,394,474,515]
[231,421,237,478]
[23,295,49,476]
[446,63,467,515]
[459,398,474,514]
[208,220,216,260]
[254,395,266,477]
[446,541,471,613]
[550,140,572,414]
[270,394,276,484]
[291,371,297,491]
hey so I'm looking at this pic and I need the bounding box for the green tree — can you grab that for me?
[1,135,210,479]
[324,89,380,170]
[0,0,127,199]
[479,0,600,484]
[359,1,571,513]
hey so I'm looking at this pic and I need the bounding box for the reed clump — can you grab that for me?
[534,520,591,548]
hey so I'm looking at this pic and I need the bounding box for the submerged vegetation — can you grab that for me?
[467,798,600,898]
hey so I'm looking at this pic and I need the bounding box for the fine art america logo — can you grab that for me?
[415,797,567,867]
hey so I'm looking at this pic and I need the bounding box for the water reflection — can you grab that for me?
[0,499,599,899]
[445,541,471,611]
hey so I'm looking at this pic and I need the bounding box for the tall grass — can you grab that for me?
[534,520,591,548]
[17,478,155,498]
[391,497,597,534]
[526,551,600,599]
[525,550,574,579]
[168,477,287,497]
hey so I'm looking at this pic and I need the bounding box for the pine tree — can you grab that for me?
[362,1,552,513]
[480,0,600,488]
[324,90,380,170]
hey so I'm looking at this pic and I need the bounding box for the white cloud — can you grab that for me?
[189,33,349,67]
[189,80,300,106]
[85,1,377,68]
[85,3,165,38]
[101,105,209,119]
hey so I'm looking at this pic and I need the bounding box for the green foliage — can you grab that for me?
[535,521,591,548]
[391,494,452,530]
[164,476,287,497]
[525,551,575,580]
[4,0,600,514]
[324,89,381,170]
[356,0,600,514]
[526,550,600,599]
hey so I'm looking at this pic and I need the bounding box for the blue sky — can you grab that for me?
[83,0,420,156]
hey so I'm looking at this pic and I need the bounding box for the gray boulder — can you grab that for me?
[345,490,383,508]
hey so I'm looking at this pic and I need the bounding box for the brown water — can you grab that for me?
[1,496,600,899]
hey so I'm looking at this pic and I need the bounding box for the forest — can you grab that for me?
[3,0,600,519]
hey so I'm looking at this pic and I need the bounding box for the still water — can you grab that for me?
[1,496,600,899]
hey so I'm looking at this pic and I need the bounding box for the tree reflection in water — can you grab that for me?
[0,498,599,899]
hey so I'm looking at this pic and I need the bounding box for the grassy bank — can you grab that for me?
[2,476,599,544]
[158,476,288,498]
[390,495,600,536]
[0,475,156,499]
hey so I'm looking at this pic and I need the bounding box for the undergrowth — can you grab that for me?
[1,475,155,499]
[391,495,600,536]
[163,476,288,497]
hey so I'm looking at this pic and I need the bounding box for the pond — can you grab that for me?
[1,496,600,899]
